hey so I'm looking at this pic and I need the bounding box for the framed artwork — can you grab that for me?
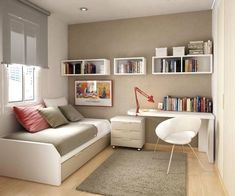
[75,80,113,107]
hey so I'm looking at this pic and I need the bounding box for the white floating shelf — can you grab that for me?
[61,58,110,76]
[114,57,146,75]
[152,54,213,75]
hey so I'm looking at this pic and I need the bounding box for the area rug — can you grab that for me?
[76,149,186,196]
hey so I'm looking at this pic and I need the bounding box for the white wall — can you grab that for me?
[213,0,235,195]
[212,0,224,176]
[223,0,235,195]
[0,14,68,137]
[41,14,68,99]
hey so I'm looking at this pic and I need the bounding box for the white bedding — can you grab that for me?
[61,118,111,162]
[77,118,111,136]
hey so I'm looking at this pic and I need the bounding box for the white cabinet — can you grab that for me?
[152,54,213,75]
[114,57,146,75]
[61,59,110,76]
[110,116,145,150]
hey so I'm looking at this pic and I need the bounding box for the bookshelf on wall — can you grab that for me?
[61,59,110,76]
[152,54,213,75]
[114,57,146,75]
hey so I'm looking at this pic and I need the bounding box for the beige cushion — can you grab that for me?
[58,104,84,122]
[38,107,69,128]
[43,97,68,107]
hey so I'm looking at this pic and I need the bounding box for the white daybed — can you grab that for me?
[0,118,111,186]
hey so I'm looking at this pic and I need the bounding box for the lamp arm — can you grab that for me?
[135,87,140,114]
[135,87,150,99]
[134,87,155,115]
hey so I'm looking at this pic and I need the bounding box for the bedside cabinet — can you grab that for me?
[110,116,145,150]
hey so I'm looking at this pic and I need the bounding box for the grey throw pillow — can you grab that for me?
[38,107,69,128]
[58,104,84,122]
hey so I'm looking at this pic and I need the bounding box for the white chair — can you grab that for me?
[154,116,202,174]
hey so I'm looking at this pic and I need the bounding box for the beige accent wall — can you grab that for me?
[68,11,212,144]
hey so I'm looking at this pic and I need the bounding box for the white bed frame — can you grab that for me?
[0,133,110,186]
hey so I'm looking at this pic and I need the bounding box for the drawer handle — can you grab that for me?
[113,129,141,132]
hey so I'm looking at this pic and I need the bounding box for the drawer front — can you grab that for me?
[111,121,144,131]
[61,134,110,181]
[111,129,144,140]
[111,137,144,149]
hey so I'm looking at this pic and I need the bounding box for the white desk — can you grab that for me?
[127,109,215,163]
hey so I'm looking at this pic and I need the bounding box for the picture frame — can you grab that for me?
[75,80,113,107]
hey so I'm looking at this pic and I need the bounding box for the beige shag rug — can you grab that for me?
[77,149,186,196]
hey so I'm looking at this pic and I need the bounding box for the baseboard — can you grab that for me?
[215,165,229,196]
[144,143,197,153]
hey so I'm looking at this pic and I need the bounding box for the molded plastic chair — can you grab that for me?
[154,117,202,174]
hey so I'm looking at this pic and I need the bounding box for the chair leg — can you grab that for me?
[167,145,175,174]
[181,145,184,153]
[153,137,160,153]
[188,144,205,169]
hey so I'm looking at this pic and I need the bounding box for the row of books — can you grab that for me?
[118,61,142,73]
[64,62,98,74]
[159,59,198,73]
[184,59,198,72]
[160,59,181,73]
[162,96,213,113]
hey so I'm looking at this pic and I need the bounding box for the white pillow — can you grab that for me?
[43,97,68,107]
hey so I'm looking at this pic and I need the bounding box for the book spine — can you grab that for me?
[185,60,189,72]
[174,61,177,73]
[189,59,192,72]
[186,98,191,112]
[163,59,166,73]
[208,99,213,113]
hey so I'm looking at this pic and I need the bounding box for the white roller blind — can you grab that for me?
[10,16,25,64]
[2,0,49,68]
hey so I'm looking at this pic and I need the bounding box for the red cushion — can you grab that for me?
[13,104,50,133]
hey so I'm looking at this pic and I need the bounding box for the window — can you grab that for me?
[7,64,35,103]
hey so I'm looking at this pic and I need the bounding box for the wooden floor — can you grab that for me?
[0,146,226,196]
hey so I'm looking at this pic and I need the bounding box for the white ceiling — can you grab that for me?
[29,0,214,24]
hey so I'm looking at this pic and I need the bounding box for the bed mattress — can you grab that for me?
[61,118,111,162]
[4,122,98,156]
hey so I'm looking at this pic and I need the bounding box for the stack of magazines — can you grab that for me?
[188,41,204,55]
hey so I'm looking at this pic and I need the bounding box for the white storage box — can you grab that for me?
[173,46,185,56]
[155,47,167,57]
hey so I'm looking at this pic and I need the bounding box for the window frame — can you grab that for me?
[6,64,36,104]
[23,65,35,102]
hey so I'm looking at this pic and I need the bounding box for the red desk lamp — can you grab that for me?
[134,87,154,115]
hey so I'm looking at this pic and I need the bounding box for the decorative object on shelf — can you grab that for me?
[61,59,110,76]
[173,46,185,56]
[162,95,213,113]
[204,40,213,54]
[155,47,167,57]
[158,102,163,110]
[75,80,112,107]
[188,41,204,55]
[114,57,146,75]
[134,87,154,114]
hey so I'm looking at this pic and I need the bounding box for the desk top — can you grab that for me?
[127,109,215,120]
